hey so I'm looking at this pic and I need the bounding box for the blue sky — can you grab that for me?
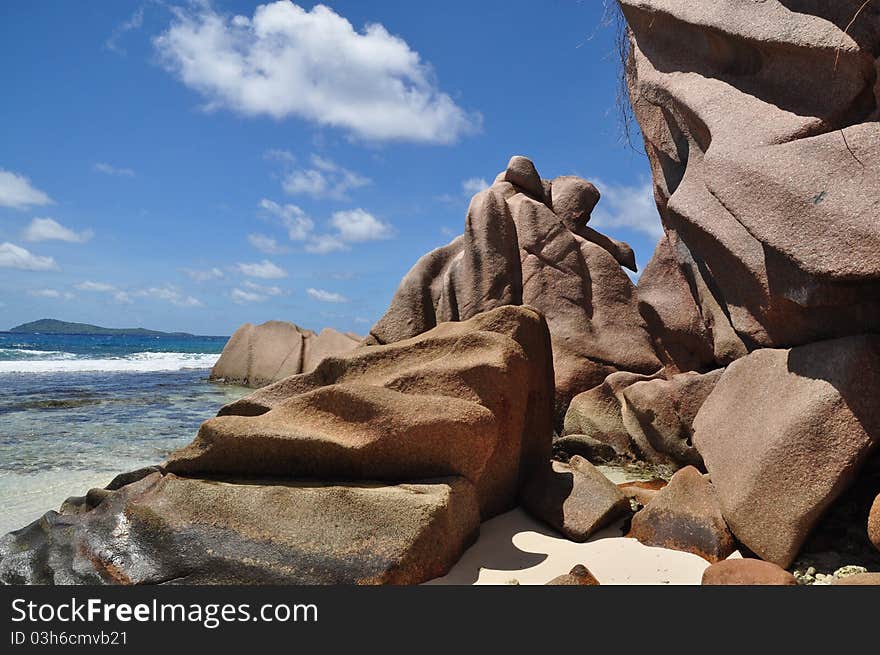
[0,0,659,336]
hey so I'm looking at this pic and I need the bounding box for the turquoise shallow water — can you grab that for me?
[0,333,249,533]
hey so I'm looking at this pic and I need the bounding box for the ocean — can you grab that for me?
[0,331,249,534]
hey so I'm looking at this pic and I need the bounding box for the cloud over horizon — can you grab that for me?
[154,1,480,143]
[0,170,53,209]
[23,218,93,243]
[0,242,58,271]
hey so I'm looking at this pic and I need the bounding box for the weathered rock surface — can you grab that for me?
[367,156,660,418]
[1,306,553,585]
[629,466,735,562]
[563,368,722,466]
[521,456,630,542]
[210,320,360,387]
[701,559,797,586]
[170,305,554,519]
[623,0,880,352]
[869,494,880,552]
[636,233,720,373]
[694,336,880,567]
[0,471,479,585]
[545,564,600,586]
[562,371,656,460]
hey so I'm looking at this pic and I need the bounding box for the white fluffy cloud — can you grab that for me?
[0,242,58,271]
[154,1,479,143]
[307,287,348,303]
[183,267,224,282]
[259,199,314,240]
[237,259,287,279]
[135,286,203,308]
[94,162,135,177]
[282,155,370,200]
[590,179,663,239]
[0,170,53,209]
[248,233,287,254]
[259,198,394,255]
[29,288,74,300]
[329,208,394,242]
[75,281,131,304]
[23,218,93,243]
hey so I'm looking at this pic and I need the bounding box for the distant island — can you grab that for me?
[8,319,195,337]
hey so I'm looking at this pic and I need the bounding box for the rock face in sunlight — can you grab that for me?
[0,471,479,585]
[628,466,735,563]
[210,320,361,387]
[367,155,661,419]
[0,306,554,585]
[693,337,880,567]
[622,0,880,355]
[6,2,880,586]
[170,305,554,520]
[618,0,880,574]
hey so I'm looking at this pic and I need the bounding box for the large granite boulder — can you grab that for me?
[520,456,630,541]
[1,306,554,585]
[562,368,722,466]
[693,336,880,567]
[366,156,661,419]
[636,232,739,373]
[628,466,735,563]
[210,320,361,387]
[701,559,797,586]
[623,0,880,355]
[171,305,554,519]
[0,471,478,585]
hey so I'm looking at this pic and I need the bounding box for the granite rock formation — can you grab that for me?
[0,470,478,585]
[520,456,630,542]
[366,155,661,418]
[562,368,722,466]
[622,0,880,358]
[701,559,798,586]
[210,320,361,387]
[628,466,735,563]
[693,336,880,567]
[0,306,553,584]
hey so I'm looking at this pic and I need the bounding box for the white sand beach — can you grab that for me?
[428,508,741,585]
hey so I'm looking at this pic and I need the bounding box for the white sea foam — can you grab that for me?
[0,351,220,374]
[0,348,78,360]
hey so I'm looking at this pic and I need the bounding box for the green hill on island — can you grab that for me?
[8,319,194,337]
